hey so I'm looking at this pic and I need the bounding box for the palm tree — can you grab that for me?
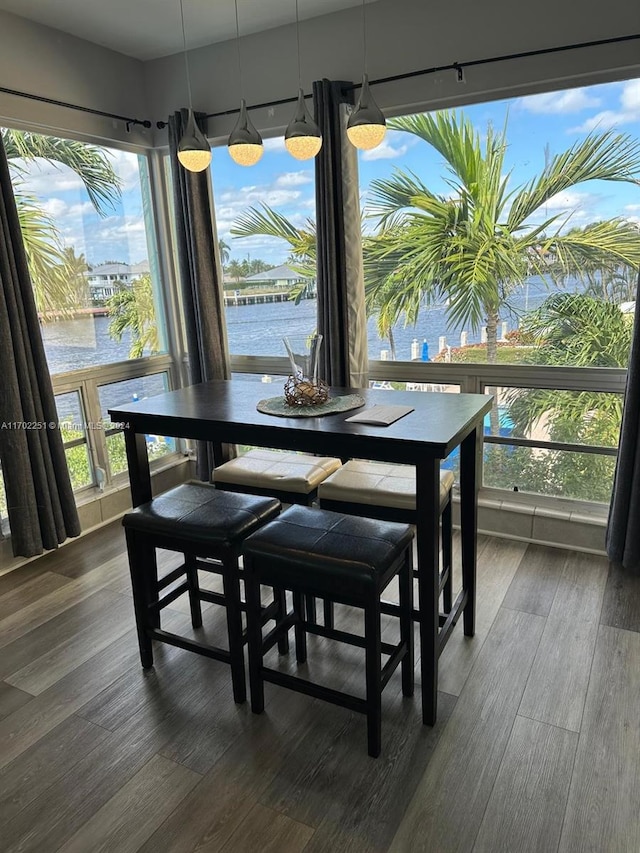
[2,128,121,314]
[366,112,640,364]
[107,275,159,358]
[218,239,231,267]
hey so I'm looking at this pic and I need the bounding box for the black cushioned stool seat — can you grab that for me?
[242,505,415,757]
[123,482,281,703]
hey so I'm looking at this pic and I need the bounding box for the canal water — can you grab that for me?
[42,274,560,374]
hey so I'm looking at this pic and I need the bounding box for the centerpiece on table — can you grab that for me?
[283,333,329,406]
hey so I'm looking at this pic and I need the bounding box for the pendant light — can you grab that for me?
[347,0,386,151]
[228,0,263,166]
[177,0,211,172]
[284,0,322,161]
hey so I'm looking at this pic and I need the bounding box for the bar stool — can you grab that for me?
[122,482,281,703]
[213,449,342,506]
[318,461,455,612]
[214,448,343,626]
[242,505,414,757]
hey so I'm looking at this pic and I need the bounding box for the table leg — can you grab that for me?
[415,457,441,726]
[124,428,152,508]
[460,425,482,637]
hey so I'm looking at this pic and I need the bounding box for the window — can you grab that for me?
[2,127,168,374]
[209,137,318,359]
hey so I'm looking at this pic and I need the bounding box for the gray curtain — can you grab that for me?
[0,134,80,557]
[168,109,234,479]
[606,272,640,570]
[313,80,368,389]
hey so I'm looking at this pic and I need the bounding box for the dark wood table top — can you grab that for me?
[109,380,493,465]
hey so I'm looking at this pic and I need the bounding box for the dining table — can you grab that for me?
[109,379,493,724]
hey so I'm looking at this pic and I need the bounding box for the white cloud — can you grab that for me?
[544,190,593,211]
[41,197,69,218]
[275,171,313,187]
[520,88,601,115]
[362,138,409,161]
[625,204,640,212]
[571,80,640,132]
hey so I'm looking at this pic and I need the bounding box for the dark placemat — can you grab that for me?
[257,393,365,418]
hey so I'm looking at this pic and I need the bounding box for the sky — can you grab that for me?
[9,76,640,268]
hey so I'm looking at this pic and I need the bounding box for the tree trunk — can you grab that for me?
[388,327,397,361]
[486,308,500,436]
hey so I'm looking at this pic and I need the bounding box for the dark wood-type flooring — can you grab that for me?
[0,521,639,851]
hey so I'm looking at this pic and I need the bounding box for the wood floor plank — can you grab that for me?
[0,681,32,721]
[438,536,527,695]
[549,550,608,623]
[0,626,144,772]
[600,562,640,633]
[220,802,314,853]
[137,688,332,853]
[0,589,124,681]
[45,521,126,579]
[1,649,228,853]
[558,625,640,853]
[389,607,546,853]
[5,592,134,695]
[502,544,568,617]
[0,571,71,621]
[0,555,130,651]
[57,754,201,853]
[0,714,110,829]
[519,615,598,732]
[472,715,578,853]
[0,560,51,597]
[298,692,456,853]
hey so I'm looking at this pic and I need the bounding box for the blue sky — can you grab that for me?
[12,76,640,267]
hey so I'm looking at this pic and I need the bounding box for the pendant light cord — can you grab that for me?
[295,0,302,88]
[361,0,367,74]
[234,0,244,98]
[179,0,193,108]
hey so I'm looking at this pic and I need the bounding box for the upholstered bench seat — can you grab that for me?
[213,449,342,503]
[318,460,455,512]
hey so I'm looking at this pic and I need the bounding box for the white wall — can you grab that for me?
[0,9,151,146]
[145,0,640,144]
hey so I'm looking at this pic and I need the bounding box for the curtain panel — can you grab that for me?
[313,80,368,389]
[168,110,235,479]
[0,134,80,557]
[606,272,640,570]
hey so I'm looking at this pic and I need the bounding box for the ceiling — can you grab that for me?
[0,0,372,61]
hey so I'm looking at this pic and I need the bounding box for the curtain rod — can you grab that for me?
[157,30,640,130]
[0,85,152,131]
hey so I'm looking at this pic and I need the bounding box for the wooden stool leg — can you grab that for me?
[223,559,247,704]
[364,595,382,758]
[323,598,334,629]
[442,499,453,613]
[305,595,317,625]
[245,557,265,714]
[275,588,289,655]
[399,549,415,697]
[125,529,154,669]
[292,590,307,664]
[185,553,203,629]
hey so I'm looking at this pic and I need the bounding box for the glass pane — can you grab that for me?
[2,127,167,374]
[98,373,175,475]
[487,387,623,448]
[208,139,317,358]
[55,391,93,489]
[484,444,616,503]
[368,380,460,393]
[358,77,639,368]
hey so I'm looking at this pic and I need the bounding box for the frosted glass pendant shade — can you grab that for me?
[284,89,322,160]
[346,74,387,151]
[228,99,264,166]
[177,109,212,172]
